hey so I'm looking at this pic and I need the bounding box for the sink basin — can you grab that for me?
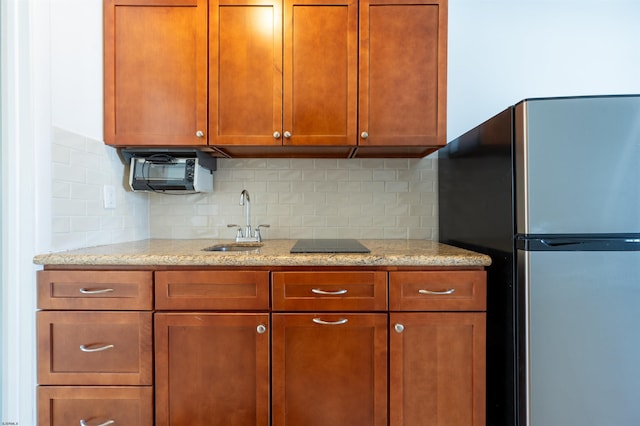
[203,243,263,252]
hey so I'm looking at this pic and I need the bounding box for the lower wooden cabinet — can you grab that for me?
[154,313,270,426]
[37,267,486,426]
[37,386,153,426]
[390,312,486,426]
[272,313,388,426]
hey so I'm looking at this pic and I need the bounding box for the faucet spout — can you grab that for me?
[240,189,251,239]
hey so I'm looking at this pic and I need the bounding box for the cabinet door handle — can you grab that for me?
[312,318,348,326]
[256,324,267,334]
[79,288,114,295]
[80,419,115,426]
[311,288,348,295]
[196,130,205,138]
[418,288,455,295]
[394,323,404,333]
[283,131,292,138]
[79,343,115,353]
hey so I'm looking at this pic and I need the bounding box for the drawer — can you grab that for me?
[37,311,153,385]
[38,386,153,426]
[389,271,486,311]
[272,271,387,311]
[155,270,270,310]
[37,270,153,310]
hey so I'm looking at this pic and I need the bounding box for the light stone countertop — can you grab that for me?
[33,239,491,267]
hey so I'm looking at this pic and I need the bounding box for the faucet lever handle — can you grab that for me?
[254,224,270,242]
[227,224,243,239]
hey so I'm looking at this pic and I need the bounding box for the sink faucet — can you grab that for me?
[240,189,252,240]
[227,190,270,242]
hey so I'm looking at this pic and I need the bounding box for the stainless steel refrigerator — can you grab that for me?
[438,95,640,426]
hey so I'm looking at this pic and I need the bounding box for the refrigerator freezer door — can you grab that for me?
[520,250,640,426]
[515,95,640,235]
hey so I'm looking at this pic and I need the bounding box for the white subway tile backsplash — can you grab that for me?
[50,127,439,244]
[50,127,149,251]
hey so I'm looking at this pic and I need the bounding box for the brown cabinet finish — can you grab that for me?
[37,270,153,310]
[389,270,486,311]
[37,311,153,386]
[389,312,486,426]
[103,0,208,147]
[155,313,270,426]
[37,262,485,426]
[38,386,153,426]
[155,270,270,310]
[212,0,357,157]
[272,271,387,311]
[358,0,447,157]
[105,0,445,157]
[283,0,358,148]
[272,313,388,426]
[210,0,283,147]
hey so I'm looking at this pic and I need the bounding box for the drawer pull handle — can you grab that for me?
[418,288,455,295]
[79,288,114,294]
[80,419,115,426]
[312,318,348,326]
[311,288,348,295]
[79,344,115,353]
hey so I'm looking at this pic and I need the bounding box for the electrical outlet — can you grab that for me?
[103,185,116,209]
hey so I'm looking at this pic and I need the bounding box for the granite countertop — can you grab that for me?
[33,239,491,267]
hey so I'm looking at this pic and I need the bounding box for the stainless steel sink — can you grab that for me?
[203,243,263,252]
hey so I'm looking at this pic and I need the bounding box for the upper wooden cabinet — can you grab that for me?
[104,0,446,156]
[357,0,447,158]
[104,0,208,147]
[211,0,357,157]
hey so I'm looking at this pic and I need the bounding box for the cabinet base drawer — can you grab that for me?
[37,270,153,310]
[390,271,486,311]
[38,386,153,426]
[37,311,153,385]
[272,271,388,311]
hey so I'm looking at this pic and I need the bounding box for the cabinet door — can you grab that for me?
[155,313,270,426]
[104,0,208,146]
[210,0,283,146]
[390,312,486,426]
[283,0,358,147]
[272,313,387,426]
[359,0,447,155]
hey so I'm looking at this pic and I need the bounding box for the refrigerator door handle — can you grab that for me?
[540,239,583,247]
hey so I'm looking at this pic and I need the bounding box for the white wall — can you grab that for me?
[448,0,640,138]
[51,0,102,140]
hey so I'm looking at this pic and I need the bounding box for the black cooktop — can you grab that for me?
[290,239,370,253]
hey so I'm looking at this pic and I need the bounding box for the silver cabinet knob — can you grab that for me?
[196,130,205,138]
[283,131,292,139]
[273,131,281,139]
[360,131,369,139]
[256,324,267,334]
[394,323,404,333]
